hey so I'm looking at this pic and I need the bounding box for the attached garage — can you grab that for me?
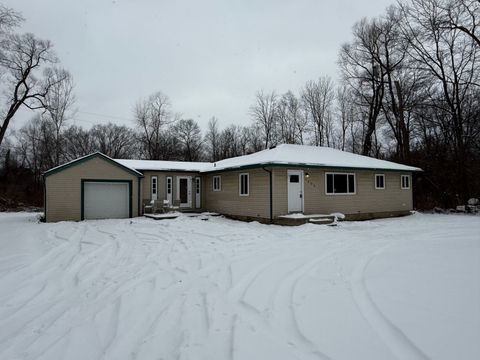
[44,153,143,222]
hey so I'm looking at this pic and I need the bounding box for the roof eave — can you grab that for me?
[202,162,422,173]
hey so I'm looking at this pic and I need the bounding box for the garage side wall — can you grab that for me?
[272,168,413,218]
[45,157,140,222]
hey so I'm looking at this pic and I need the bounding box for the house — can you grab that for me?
[43,144,421,223]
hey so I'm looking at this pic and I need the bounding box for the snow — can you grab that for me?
[114,144,422,173]
[278,213,344,220]
[210,144,422,172]
[44,152,144,176]
[114,159,211,172]
[0,212,478,360]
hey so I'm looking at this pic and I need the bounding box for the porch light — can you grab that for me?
[305,172,310,178]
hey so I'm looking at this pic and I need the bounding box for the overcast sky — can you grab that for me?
[6,0,395,131]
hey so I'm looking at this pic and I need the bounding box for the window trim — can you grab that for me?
[239,173,249,196]
[375,174,385,190]
[401,174,410,190]
[325,172,356,195]
[213,175,221,192]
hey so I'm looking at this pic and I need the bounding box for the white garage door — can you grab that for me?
[83,181,130,220]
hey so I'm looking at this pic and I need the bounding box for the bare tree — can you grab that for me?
[218,125,241,159]
[63,125,96,160]
[442,0,480,48]
[336,85,357,151]
[90,123,137,159]
[42,68,75,166]
[15,115,56,183]
[301,76,335,147]
[134,91,176,159]
[276,91,307,144]
[173,119,203,161]
[339,19,385,155]
[205,116,221,161]
[0,32,59,147]
[0,4,23,34]
[400,0,480,199]
[250,90,278,148]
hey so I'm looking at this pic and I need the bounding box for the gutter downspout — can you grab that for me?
[262,167,273,223]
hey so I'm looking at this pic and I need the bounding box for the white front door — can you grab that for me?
[287,170,304,213]
[177,176,192,208]
[151,176,158,201]
[195,177,201,209]
[166,176,173,204]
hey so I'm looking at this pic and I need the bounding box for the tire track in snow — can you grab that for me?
[266,250,343,360]
[350,249,431,360]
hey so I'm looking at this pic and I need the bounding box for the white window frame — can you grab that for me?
[151,176,158,200]
[239,173,249,196]
[401,174,410,189]
[375,174,385,189]
[325,172,356,195]
[213,175,221,191]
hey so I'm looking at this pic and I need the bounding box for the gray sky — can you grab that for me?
[6,0,394,131]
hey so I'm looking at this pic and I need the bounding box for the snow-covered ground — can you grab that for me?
[0,212,478,360]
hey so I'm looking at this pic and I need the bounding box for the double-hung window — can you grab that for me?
[325,173,355,195]
[401,175,410,189]
[213,176,221,191]
[375,174,385,189]
[239,173,249,196]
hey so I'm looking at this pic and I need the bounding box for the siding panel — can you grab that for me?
[204,169,270,219]
[273,168,413,217]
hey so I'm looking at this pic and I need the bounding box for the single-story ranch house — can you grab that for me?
[43,144,421,223]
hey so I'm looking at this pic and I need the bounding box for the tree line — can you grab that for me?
[1,0,479,208]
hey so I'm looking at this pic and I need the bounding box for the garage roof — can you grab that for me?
[43,152,144,178]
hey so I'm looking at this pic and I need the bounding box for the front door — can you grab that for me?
[287,170,304,213]
[177,176,192,208]
[195,177,201,209]
[166,176,173,204]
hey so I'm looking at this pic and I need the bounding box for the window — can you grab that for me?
[239,173,249,196]
[213,176,221,191]
[289,174,300,183]
[375,174,385,189]
[196,178,200,194]
[151,176,157,200]
[325,173,355,195]
[401,175,410,189]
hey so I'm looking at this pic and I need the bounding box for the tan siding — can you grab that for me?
[141,171,204,210]
[45,157,140,222]
[272,168,413,217]
[204,169,270,219]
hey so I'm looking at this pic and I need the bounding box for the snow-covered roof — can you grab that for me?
[44,152,144,177]
[114,144,421,173]
[208,144,421,172]
[114,159,211,172]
